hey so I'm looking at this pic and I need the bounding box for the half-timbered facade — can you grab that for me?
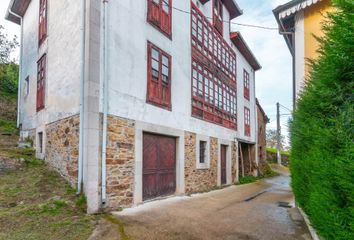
[7,0,261,213]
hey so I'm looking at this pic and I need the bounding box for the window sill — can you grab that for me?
[147,100,172,112]
[196,164,210,170]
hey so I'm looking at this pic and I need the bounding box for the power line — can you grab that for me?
[167,4,279,31]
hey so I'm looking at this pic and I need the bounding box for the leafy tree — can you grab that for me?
[266,129,285,150]
[290,1,354,239]
[0,25,18,64]
[0,25,19,95]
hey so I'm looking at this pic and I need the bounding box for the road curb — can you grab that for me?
[298,207,322,240]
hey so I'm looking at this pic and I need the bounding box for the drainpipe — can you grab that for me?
[101,0,109,204]
[77,0,86,195]
[253,70,259,176]
[8,8,23,129]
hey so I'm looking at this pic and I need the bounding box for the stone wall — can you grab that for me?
[231,142,237,182]
[46,114,79,187]
[106,115,135,209]
[184,132,218,193]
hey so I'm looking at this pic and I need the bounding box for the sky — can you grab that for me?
[0,0,293,140]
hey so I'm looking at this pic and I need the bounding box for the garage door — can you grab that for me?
[143,133,176,201]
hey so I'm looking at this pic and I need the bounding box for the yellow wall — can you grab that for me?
[304,0,333,76]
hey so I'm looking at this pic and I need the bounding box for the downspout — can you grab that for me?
[101,0,109,204]
[77,0,86,194]
[8,9,23,128]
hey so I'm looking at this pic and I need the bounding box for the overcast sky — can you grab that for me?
[0,0,292,138]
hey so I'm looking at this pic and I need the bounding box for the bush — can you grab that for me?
[0,63,18,95]
[290,1,354,239]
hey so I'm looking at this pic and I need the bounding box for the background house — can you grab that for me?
[7,0,261,213]
[273,0,333,106]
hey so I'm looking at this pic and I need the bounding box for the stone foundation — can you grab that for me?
[184,132,218,193]
[46,114,80,186]
[105,115,135,209]
[231,142,237,182]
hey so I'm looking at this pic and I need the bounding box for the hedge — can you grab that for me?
[290,1,354,239]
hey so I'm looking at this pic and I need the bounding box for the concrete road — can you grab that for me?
[109,169,311,240]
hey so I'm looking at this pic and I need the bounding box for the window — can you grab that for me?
[39,0,47,45]
[192,60,237,129]
[244,107,251,136]
[25,76,30,97]
[213,0,223,35]
[191,3,236,83]
[38,132,43,153]
[147,42,172,109]
[147,0,172,37]
[37,54,46,111]
[196,136,209,169]
[244,70,250,100]
[199,141,207,164]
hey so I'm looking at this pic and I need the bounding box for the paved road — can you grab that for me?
[106,170,311,240]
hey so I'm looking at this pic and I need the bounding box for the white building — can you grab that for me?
[6,0,261,213]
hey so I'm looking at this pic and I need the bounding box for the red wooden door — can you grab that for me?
[143,133,176,200]
[221,145,227,185]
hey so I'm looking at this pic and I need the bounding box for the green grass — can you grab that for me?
[0,157,97,240]
[266,147,290,157]
[0,118,17,134]
[238,176,258,185]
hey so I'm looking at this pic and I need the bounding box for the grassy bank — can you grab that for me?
[0,151,97,240]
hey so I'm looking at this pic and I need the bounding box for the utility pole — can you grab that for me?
[276,102,282,165]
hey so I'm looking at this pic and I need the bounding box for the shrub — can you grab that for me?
[290,1,354,239]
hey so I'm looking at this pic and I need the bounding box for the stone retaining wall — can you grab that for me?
[105,115,135,209]
[46,114,80,187]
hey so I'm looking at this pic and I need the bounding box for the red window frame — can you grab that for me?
[39,0,47,45]
[244,107,251,136]
[243,69,250,100]
[147,0,172,37]
[36,54,46,112]
[147,42,172,110]
[213,0,223,35]
[191,60,237,130]
[191,3,236,84]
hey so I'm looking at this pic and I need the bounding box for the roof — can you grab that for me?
[230,32,261,71]
[273,0,324,54]
[256,99,270,123]
[273,0,323,20]
[5,0,31,25]
[200,0,243,19]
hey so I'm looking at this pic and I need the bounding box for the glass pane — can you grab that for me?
[151,48,159,61]
[152,59,159,71]
[162,65,169,79]
[162,0,169,13]
[162,55,169,66]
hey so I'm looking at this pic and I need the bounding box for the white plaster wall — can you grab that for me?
[106,0,244,142]
[295,10,305,98]
[19,0,82,131]
[234,46,257,143]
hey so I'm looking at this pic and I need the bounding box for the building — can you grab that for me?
[6,0,261,213]
[256,99,269,175]
[273,0,333,107]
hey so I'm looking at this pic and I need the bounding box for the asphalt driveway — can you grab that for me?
[94,168,311,240]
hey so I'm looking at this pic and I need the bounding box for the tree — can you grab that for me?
[0,25,19,95]
[290,1,354,239]
[266,129,285,150]
[0,25,18,64]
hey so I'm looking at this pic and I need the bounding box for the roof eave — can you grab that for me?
[230,32,262,71]
[5,0,31,25]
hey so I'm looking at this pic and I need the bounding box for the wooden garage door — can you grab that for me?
[143,133,176,201]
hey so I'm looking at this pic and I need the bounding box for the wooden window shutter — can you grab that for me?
[39,0,47,45]
[36,54,46,111]
[147,42,172,110]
